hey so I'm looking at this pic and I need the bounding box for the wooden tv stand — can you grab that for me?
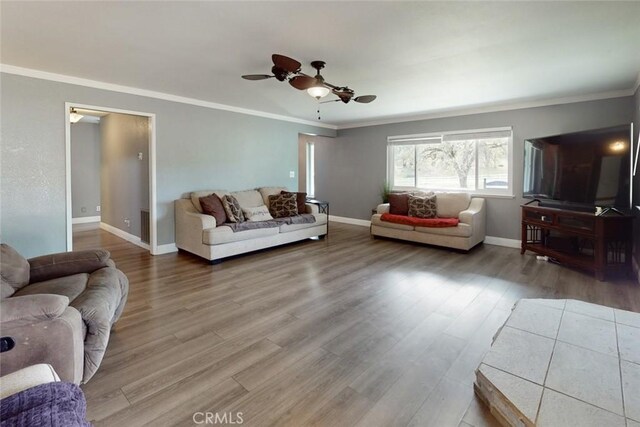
[521,204,632,281]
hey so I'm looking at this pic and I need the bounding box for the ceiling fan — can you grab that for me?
[242,54,376,104]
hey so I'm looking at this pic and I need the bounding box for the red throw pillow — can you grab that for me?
[281,191,307,215]
[388,193,409,215]
[199,194,227,226]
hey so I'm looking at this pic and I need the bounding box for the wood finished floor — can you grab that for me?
[75,223,640,427]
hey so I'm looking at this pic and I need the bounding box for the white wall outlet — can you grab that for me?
[289,171,295,178]
[124,218,131,228]
[96,205,101,212]
[138,152,144,160]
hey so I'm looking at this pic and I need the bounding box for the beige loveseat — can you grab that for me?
[175,187,328,262]
[371,192,486,251]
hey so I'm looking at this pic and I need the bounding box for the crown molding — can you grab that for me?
[337,88,636,130]
[0,64,338,130]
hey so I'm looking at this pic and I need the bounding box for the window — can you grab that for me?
[306,142,315,197]
[387,128,513,196]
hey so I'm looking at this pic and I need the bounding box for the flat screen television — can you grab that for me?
[523,124,632,212]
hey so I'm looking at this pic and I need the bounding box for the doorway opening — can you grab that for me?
[65,103,158,254]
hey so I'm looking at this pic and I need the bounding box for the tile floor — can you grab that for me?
[475,299,640,427]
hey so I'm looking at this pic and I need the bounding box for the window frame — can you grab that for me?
[306,141,315,198]
[386,127,514,197]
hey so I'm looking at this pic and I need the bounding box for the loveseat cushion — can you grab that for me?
[279,213,327,233]
[230,190,264,209]
[408,194,437,218]
[1,244,30,299]
[371,214,414,231]
[190,190,229,213]
[202,226,279,245]
[14,274,89,302]
[268,193,298,218]
[281,191,307,215]
[388,193,409,215]
[435,192,471,218]
[415,223,472,237]
[381,213,459,228]
[222,195,245,223]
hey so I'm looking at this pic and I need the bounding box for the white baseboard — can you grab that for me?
[329,215,371,227]
[155,243,178,255]
[72,216,101,224]
[100,222,150,251]
[484,236,521,249]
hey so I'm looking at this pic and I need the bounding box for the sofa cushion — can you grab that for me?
[279,213,328,233]
[371,214,414,231]
[199,194,227,225]
[190,190,229,213]
[242,205,274,222]
[14,274,89,302]
[202,226,279,245]
[408,194,437,218]
[281,191,307,215]
[415,223,472,237]
[436,192,471,218]
[230,190,264,209]
[1,244,30,299]
[388,193,409,215]
[222,195,245,223]
[268,193,298,218]
[258,187,288,206]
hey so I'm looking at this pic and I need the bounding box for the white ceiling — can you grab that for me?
[2,1,639,127]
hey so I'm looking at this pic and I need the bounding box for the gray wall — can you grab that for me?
[0,73,335,257]
[315,96,634,240]
[70,122,101,218]
[100,113,149,238]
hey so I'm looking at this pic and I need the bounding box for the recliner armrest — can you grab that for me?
[0,295,70,325]
[29,249,112,283]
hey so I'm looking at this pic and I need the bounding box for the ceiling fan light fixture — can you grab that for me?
[307,85,330,99]
[69,108,84,124]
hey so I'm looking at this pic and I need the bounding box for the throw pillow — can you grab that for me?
[268,193,298,218]
[281,191,307,214]
[408,194,437,218]
[388,193,409,215]
[242,205,274,222]
[199,194,227,226]
[222,195,245,223]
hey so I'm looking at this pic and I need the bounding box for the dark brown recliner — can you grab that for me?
[0,244,129,383]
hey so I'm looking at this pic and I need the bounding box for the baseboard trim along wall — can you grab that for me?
[72,216,101,224]
[328,215,522,249]
[100,222,150,251]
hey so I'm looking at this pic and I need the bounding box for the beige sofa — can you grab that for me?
[175,187,328,262]
[371,192,486,251]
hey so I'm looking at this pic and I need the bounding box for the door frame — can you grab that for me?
[65,102,158,254]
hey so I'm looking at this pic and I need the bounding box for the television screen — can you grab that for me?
[523,124,632,210]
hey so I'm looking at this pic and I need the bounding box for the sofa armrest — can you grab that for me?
[376,203,390,214]
[305,203,319,214]
[0,364,60,399]
[1,295,70,325]
[29,249,112,283]
[459,198,486,226]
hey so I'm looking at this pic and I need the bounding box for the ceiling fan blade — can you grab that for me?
[320,99,341,104]
[242,74,273,80]
[354,95,377,103]
[272,54,301,73]
[289,75,317,90]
